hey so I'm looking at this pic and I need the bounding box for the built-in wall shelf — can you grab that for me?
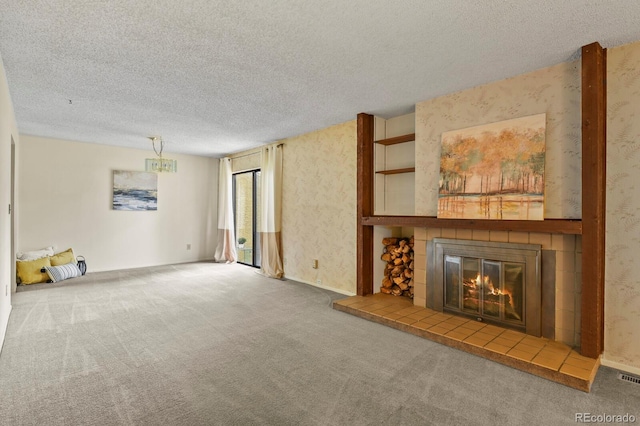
[375,167,415,175]
[361,216,583,235]
[374,133,415,145]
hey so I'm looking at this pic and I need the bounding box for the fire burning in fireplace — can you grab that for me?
[463,273,521,321]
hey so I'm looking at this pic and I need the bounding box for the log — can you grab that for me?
[393,276,406,285]
[391,265,404,276]
[382,237,398,245]
[382,276,392,288]
[397,281,409,291]
[381,253,391,262]
[391,285,402,296]
[393,257,403,265]
[380,286,392,294]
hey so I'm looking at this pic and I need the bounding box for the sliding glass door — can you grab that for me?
[233,170,261,267]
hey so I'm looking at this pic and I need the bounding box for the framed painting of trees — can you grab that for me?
[437,114,546,220]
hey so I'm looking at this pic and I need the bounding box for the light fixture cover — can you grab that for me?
[145,158,177,173]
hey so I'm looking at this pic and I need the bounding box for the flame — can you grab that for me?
[461,271,521,321]
[473,273,515,309]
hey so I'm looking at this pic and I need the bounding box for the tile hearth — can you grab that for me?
[333,293,599,392]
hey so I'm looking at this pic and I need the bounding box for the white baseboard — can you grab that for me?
[600,355,640,376]
[0,304,12,356]
[284,276,356,296]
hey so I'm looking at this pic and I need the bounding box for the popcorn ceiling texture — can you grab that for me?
[1,1,640,157]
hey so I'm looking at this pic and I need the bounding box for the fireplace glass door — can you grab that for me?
[444,255,525,327]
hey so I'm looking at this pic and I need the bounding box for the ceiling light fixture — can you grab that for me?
[145,136,177,173]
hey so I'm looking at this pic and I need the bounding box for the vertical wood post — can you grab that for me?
[581,42,606,358]
[357,113,374,296]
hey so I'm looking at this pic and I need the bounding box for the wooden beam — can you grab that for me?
[361,216,582,234]
[581,42,606,358]
[357,113,374,296]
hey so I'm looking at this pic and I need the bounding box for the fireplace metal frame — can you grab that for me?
[431,238,542,336]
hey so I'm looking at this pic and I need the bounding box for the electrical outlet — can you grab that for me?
[312,259,318,269]
[186,244,191,250]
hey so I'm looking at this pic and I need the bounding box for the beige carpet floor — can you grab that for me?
[0,262,638,425]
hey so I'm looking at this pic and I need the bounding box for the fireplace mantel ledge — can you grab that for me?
[361,216,582,235]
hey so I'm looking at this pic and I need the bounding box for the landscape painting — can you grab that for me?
[438,114,546,220]
[113,170,158,211]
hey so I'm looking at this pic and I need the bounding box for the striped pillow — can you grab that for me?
[44,263,82,283]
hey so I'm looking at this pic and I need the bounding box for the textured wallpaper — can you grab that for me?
[415,60,582,218]
[605,41,640,371]
[281,120,357,294]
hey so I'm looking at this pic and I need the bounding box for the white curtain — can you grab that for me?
[214,157,237,263]
[259,145,284,278]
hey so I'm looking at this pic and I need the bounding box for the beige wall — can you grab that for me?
[415,60,582,219]
[604,40,640,373]
[280,120,357,294]
[231,151,260,173]
[0,52,19,351]
[17,135,218,272]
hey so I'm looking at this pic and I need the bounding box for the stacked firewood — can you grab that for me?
[380,236,414,298]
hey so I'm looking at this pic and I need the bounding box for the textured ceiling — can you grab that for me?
[1,1,640,157]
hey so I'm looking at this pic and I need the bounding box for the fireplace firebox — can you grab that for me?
[432,239,542,336]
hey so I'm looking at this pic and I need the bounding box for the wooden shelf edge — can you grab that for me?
[361,216,583,234]
[375,167,415,175]
[374,133,415,145]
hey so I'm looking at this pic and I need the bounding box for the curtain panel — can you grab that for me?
[259,145,284,278]
[214,157,237,263]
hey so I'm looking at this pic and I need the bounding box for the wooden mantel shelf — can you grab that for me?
[361,216,582,235]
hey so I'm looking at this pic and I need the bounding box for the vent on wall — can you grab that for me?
[618,372,640,385]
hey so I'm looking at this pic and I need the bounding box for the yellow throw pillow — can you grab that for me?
[50,248,76,266]
[16,257,52,284]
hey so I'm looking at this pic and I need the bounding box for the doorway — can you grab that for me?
[10,136,15,293]
[233,170,261,267]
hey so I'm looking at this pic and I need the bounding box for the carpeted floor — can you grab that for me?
[0,262,638,425]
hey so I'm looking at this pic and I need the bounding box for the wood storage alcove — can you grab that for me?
[356,42,606,359]
[379,237,414,298]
